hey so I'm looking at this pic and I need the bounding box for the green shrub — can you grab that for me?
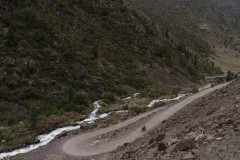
[103,92,115,103]
[130,106,147,114]
[226,71,235,81]
[65,103,87,113]
[8,116,16,125]
[121,105,129,110]
[20,87,41,100]
[21,8,37,29]
[32,31,47,47]
[29,105,39,129]
[171,88,180,96]
[73,92,89,106]
[190,87,199,93]
[141,87,169,98]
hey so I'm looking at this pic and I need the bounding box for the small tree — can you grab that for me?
[226,71,235,82]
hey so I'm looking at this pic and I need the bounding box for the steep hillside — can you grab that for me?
[110,77,240,160]
[130,0,240,72]
[0,0,220,151]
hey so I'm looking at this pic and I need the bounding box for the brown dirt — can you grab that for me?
[108,77,240,160]
[21,82,228,160]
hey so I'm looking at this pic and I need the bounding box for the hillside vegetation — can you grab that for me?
[0,0,220,151]
[130,0,240,72]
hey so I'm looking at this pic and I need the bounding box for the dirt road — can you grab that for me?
[62,83,229,157]
[24,82,228,160]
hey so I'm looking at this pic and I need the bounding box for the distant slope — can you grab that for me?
[0,0,220,151]
[130,0,240,72]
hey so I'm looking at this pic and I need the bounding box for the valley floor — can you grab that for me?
[18,82,230,160]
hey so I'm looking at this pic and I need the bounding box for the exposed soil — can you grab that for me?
[21,81,229,160]
[108,77,240,160]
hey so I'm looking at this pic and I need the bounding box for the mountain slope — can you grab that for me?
[130,0,240,72]
[110,77,240,160]
[0,0,220,151]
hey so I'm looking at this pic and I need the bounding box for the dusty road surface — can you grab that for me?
[24,82,229,160]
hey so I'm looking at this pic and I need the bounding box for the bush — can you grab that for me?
[226,71,235,81]
[130,106,147,114]
[20,87,41,100]
[8,116,16,125]
[65,103,87,113]
[171,88,180,96]
[29,105,39,129]
[103,92,115,103]
[32,31,47,47]
[21,8,37,29]
[190,87,199,93]
[121,105,129,110]
[141,87,169,98]
[73,92,89,106]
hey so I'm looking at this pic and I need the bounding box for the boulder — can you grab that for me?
[149,138,155,144]
[210,123,219,129]
[55,131,68,139]
[33,139,40,144]
[215,137,223,141]
[225,119,234,125]
[175,138,194,151]
[158,142,167,151]
[195,134,205,141]
[0,127,4,131]
[156,134,165,142]
[206,135,215,141]
[70,122,79,126]
[168,138,180,146]
[81,122,90,129]
[182,152,195,160]
[123,143,130,147]
[1,139,6,144]
[149,134,165,144]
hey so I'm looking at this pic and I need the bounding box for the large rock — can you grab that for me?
[175,138,194,151]
[81,122,90,129]
[55,131,68,140]
[156,134,165,142]
[168,138,180,146]
[182,152,195,160]
[1,139,6,144]
[0,127,4,132]
[158,142,167,151]
[206,135,215,141]
[149,134,165,144]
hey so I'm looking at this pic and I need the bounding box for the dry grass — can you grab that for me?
[213,53,240,73]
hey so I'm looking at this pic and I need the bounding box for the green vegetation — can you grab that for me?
[226,71,237,82]
[130,106,148,115]
[0,0,222,151]
[29,105,39,129]
[131,0,240,72]
[190,87,199,93]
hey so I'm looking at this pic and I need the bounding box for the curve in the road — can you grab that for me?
[62,82,229,157]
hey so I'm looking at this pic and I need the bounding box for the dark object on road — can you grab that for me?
[142,125,146,132]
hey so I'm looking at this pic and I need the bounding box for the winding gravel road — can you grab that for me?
[24,82,229,160]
